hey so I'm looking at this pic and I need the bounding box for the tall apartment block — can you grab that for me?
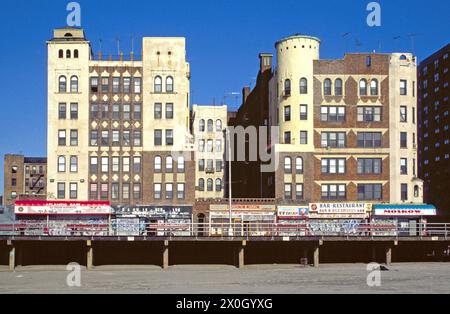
[3,155,47,206]
[192,105,227,200]
[418,44,450,217]
[233,34,424,206]
[47,27,194,206]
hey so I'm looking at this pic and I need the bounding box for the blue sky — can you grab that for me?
[0,0,449,195]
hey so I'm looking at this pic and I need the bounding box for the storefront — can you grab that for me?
[372,204,437,236]
[14,201,112,236]
[276,206,309,236]
[113,205,193,236]
[308,203,372,236]
[209,204,276,236]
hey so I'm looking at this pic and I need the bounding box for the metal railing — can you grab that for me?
[0,221,449,239]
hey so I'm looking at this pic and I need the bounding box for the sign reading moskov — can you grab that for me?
[14,201,111,215]
[308,203,372,219]
[374,207,436,216]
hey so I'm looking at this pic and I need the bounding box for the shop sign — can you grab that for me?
[114,205,193,219]
[374,207,436,216]
[210,204,276,211]
[277,206,309,218]
[308,203,372,219]
[15,201,111,215]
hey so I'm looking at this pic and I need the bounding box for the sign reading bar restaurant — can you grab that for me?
[14,201,111,215]
[308,203,372,219]
[114,205,193,219]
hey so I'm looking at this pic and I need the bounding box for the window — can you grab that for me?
[112,157,120,173]
[90,157,98,173]
[166,76,174,93]
[284,79,291,96]
[400,132,408,148]
[401,184,408,201]
[90,77,99,93]
[166,130,174,146]
[110,130,119,146]
[90,104,99,119]
[154,156,162,173]
[166,184,174,199]
[321,132,346,148]
[166,156,173,173]
[199,140,205,152]
[177,183,185,200]
[112,77,120,93]
[154,184,162,200]
[90,184,98,200]
[300,78,308,94]
[11,178,17,187]
[59,49,64,58]
[58,156,66,173]
[70,156,78,173]
[300,105,308,120]
[100,184,109,200]
[133,104,142,120]
[216,160,223,172]
[58,130,66,146]
[320,106,345,122]
[154,103,162,119]
[216,120,223,132]
[59,103,67,119]
[335,79,343,96]
[357,158,382,174]
[154,76,162,93]
[133,184,141,200]
[284,106,291,122]
[123,104,131,120]
[111,183,119,200]
[70,76,78,93]
[366,56,372,66]
[101,130,109,146]
[133,130,142,147]
[207,179,214,192]
[101,77,109,93]
[284,157,292,173]
[154,130,162,146]
[414,185,419,198]
[400,80,407,95]
[166,103,174,119]
[207,120,214,132]
[101,157,109,173]
[199,119,205,132]
[216,179,223,193]
[198,179,205,192]
[198,159,205,172]
[321,159,346,174]
[357,132,382,148]
[101,104,109,119]
[296,184,304,200]
[370,79,378,96]
[206,160,214,173]
[358,184,382,200]
[90,130,98,146]
[57,183,65,199]
[70,103,78,120]
[400,106,407,122]
[360,79,368,96]
[300,131,308,145]
[296,157,303,174]
[70,183,78,199]
[324,79,332,96]
[177,156,185,173]
[216,140,222,152]
[74,50,79,58]
[284,184,292,200]
[357,107,382,122]
[322,184,346,200]
[133,78,141,94]
[123,157,130,173]
[59,76,67,93]
[400,158,408,175]
[284,132,291,144]
[412,107,416,124]
[111,104,120,120]
[123,77,131,94]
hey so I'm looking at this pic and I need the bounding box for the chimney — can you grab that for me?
[242,86,251,104]
[259,53,273,72]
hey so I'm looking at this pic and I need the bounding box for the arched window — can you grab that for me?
[58,156,66,172]
[154,76,162,93]
[207,120,214,132]
[207,179,214,192]
[400,55,407,61]
[284,79,291,96]
[199,119,205,132]
[216,179,223,192]
[59,50,64,58]
[166,156,173,172]
[335,78,343,96]
[284,157,292,173]
[414,185,420,198]
[154,156,162,173]
[70,76,78,93]
[300,78,308,94]
[198,179,205,191]
[360,79,368,96]
[66,50,71,58]
[216,120,223,132]
[74,49,79,58]
[58,76,67,93]
[166,76,174,93]
[324,79,332,96]
[296,157,304,174]
[370,79,379,96]
[177,156,185,173]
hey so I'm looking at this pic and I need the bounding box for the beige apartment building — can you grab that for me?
[269,35,423,205]
[192,105,228,200]
[47,27,194,206]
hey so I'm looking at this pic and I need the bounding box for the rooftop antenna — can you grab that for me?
[116,37,121,56]
[406,33,423,54]
[131,34,135,54]
[355,38,363,52]
[341,32,350,53]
